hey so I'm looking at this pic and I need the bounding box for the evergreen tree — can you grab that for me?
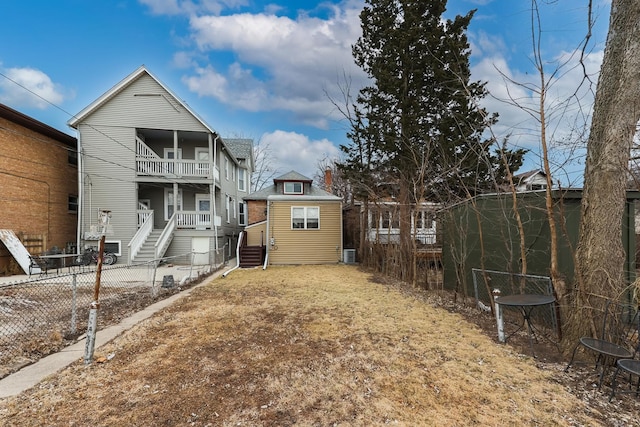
[340,0,525,282]
[343,0,525,203]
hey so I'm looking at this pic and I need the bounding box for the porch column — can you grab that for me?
[173,182,179,219]
[173,130,178,176]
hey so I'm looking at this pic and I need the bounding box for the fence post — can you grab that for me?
[151,260,158,298]
[84,235,105,364]
[189,251,194,281]
[493,288,505,343]
[70,274,77,335]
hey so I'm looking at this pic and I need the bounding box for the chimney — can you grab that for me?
[324,168,333,193]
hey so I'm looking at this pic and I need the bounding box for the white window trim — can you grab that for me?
[195,147,209,161]
[164,188,183,221]
[163,148,183,159]
[232,197,237,219]
[104,240,122,256]
[291,206,320,230]
[224,157,229,180]
[284,182,303,194]
[225,195,230,223]
[238,168,247,192]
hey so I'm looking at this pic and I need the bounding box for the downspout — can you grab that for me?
[263,199,270,270]
[211,134,219,257]
[76,132,82,254]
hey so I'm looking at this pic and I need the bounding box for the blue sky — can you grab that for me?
[0,0,611,184]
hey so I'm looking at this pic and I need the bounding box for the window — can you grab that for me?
[380,209,399,229]
[239,202,246,226]
[68,195,78,213]
[195,148,210,175]
[291,206,319,229]
[104,241,122,256]
[163,148,182,175]
[164,188,183,220]
[225,195,230,223]
[232,197,236,219]
[232,164,236,181]
[224,157,229,180]
[68,149,78,166]
[284,182,303,194]
[238,168,246,191]
[530,183,547,191]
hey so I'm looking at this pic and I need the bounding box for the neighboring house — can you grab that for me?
[365,201,439,246]
[514,169,550,192]
[241,171,343,265]
[67,66,252,265]
[0,103,78,274]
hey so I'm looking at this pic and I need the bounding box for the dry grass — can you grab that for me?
[0,265,624,426]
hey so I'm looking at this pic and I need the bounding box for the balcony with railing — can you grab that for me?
[136,137,220,181]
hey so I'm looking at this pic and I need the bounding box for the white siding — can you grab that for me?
[82,74,209,132]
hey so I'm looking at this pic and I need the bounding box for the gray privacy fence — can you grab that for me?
[0,250,227,379]
[472,268,559,339]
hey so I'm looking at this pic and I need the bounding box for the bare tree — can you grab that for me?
[313,157,351,204]
[251,139,280,192]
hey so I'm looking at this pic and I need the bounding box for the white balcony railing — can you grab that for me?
[136,158,219,178]
[177,211,211,229]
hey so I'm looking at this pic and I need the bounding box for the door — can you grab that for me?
[195,194,211,229]
[192,237,209,265]
[164,148,182,175]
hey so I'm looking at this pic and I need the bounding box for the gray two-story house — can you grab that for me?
[68,66,252,265]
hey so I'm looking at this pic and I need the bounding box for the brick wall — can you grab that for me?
[247,200,267,225]
[0,114,77,254]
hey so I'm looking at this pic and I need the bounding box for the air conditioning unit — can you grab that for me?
[343,249,356,264]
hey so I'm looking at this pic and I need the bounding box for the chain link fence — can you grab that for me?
[471,268,559,341]
[0,249,228,379]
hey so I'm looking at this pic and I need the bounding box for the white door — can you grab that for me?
[195,194,211,229]
[192,237,209,265]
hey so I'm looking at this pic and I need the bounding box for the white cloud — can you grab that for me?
[181,3,366,129]
[139,0,248,16]
[470,45,603,186]
[257,130,341,178]
[0,66,66,109]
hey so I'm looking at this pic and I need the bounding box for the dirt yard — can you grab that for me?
[0,265,638,426]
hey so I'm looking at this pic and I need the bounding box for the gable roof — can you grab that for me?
[67,65,219,137]
[514,169,546,183]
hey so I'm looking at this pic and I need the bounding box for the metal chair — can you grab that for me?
[609,359,640,401]
[565,300,639,389]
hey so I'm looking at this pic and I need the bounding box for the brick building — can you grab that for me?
[0,103,77,273]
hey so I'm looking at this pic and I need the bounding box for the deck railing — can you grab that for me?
[177,211,212,229]
[136,158,219,179]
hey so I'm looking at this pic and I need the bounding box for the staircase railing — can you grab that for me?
[155,213,177,260]
[128,210,154,263]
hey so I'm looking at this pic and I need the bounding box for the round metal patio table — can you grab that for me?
[496,294,556,357]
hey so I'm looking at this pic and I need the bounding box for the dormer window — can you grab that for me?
[284,182,303,194]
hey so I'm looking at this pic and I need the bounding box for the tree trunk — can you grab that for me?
[571,0,640,343]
